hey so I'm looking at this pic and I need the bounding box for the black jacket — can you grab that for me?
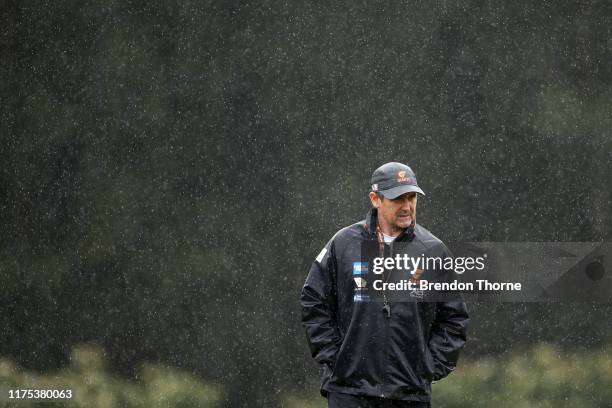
[300,208,469,402]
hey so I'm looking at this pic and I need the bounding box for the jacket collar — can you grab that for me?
[365,208,415,242]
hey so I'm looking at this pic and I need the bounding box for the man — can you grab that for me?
[300,162,469,408]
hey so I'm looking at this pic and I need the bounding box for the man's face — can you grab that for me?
[369,191,418,235]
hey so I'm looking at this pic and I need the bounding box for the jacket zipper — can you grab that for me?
[380,241,394,398]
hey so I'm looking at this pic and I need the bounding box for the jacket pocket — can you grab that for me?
[330,338,348,378]
[422,346,436,382]
[330,335,376,386]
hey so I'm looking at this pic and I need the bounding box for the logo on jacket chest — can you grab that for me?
[352,262,370,302]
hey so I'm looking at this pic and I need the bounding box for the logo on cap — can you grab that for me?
[372,184,378,191]
[397,170,413,183]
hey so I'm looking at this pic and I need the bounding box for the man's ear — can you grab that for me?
[369,192,381,208]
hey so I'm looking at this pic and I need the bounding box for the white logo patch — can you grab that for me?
[353,277,367,289]
[315,247,327,263]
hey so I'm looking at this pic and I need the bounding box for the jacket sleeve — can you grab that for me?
[300,240,343,368]
[427,297,469,381]
[427,245,470,381]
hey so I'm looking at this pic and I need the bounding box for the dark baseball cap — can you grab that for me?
[370,162,425,199]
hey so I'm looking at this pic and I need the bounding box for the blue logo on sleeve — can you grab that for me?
[352,262,369,275]
[353,293,370,302]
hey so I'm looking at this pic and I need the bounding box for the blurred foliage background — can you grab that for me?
[1,0,611,407]
[285,344,612,408]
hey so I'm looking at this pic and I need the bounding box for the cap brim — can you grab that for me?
[379,185,425,199]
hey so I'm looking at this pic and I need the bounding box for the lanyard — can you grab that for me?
[375,223,392,317]
[375,223,422,316]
